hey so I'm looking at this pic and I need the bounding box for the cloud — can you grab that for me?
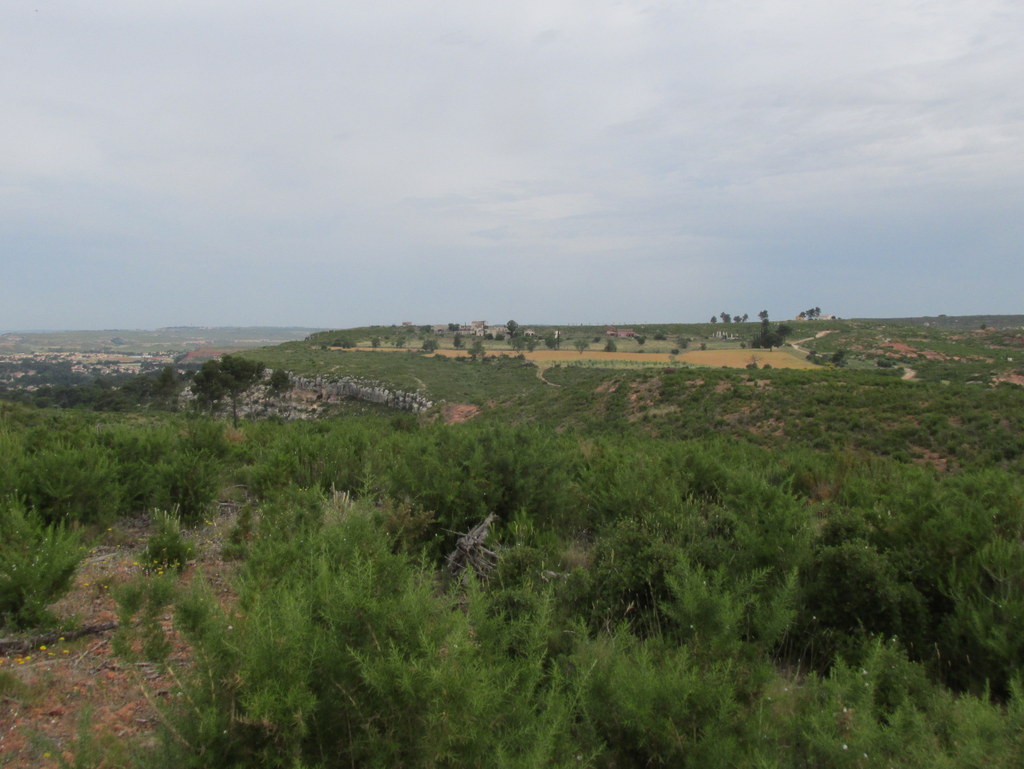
[2,0,1023,328]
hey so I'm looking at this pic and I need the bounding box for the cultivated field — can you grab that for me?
[342,346,819,369]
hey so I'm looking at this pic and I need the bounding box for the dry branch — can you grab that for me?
[446,513,499,584]
[0,621,118,655]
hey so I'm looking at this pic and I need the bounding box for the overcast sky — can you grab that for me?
[3,0,1022,330]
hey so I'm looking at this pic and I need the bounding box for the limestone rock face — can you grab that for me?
[185,373,434,420]
[289,376,433,414]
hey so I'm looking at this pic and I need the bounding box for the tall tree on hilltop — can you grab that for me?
[750,311,791,350]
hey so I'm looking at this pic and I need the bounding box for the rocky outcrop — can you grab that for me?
[286,375,433,414]
[183,373,434,421]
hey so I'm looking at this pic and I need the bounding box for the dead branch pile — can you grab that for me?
[446,513,499,584]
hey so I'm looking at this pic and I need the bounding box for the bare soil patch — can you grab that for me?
[911,447,951,473]
[0,512,241,768]
[994,373,1024,386]
[625,377,661,420]
[442,403,481,423]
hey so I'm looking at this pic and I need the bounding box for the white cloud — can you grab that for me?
[2,0,1022,328]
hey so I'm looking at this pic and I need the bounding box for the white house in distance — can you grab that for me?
[430,321,562,337]
[432,321,488,336]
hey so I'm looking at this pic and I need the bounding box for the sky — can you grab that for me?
[2,0,1022,331]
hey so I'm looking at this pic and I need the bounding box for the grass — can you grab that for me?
[0,669,37,703]
[252,344,548,404]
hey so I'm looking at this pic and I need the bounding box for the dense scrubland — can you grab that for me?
[2,318,1024,767]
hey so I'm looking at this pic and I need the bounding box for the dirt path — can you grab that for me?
[902,367,918,380]
[788,329,837,354]
[535,365,560,387]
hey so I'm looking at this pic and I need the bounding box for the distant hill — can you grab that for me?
[0,327,325,354]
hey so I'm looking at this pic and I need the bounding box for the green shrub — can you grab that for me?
[0,428,22,500]
[222,502,256,560]
[0,499,82,628]
[773,640,1024,768]
[799,539,926,666]
[22,441,123,525]
[142,510,195,572]
[181,418,234,459]
[940,537,1024,697]
[156,450,219,524]
[141,502,584,769]
[576,633,749,768]
[662,555,799,658]
[246,421,374,499]
[99,424,176,512]
[564,514,682,635]
[113,573,177,663]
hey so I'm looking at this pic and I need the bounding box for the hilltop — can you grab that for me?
[244,315,1024,404]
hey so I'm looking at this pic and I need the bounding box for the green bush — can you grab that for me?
[22,441,123,525]
[799,539,926,666]
[576,633,750,768]
[0,498,82,628]
[113,573,177,663]
[99,424,176,512]
[245,421,374,499]
[940,537,1024,697]
[0,428,22,500]
[156,450,219,524]
[142,510,195,572]
[662,555,799,658]
[141,502,584,769]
